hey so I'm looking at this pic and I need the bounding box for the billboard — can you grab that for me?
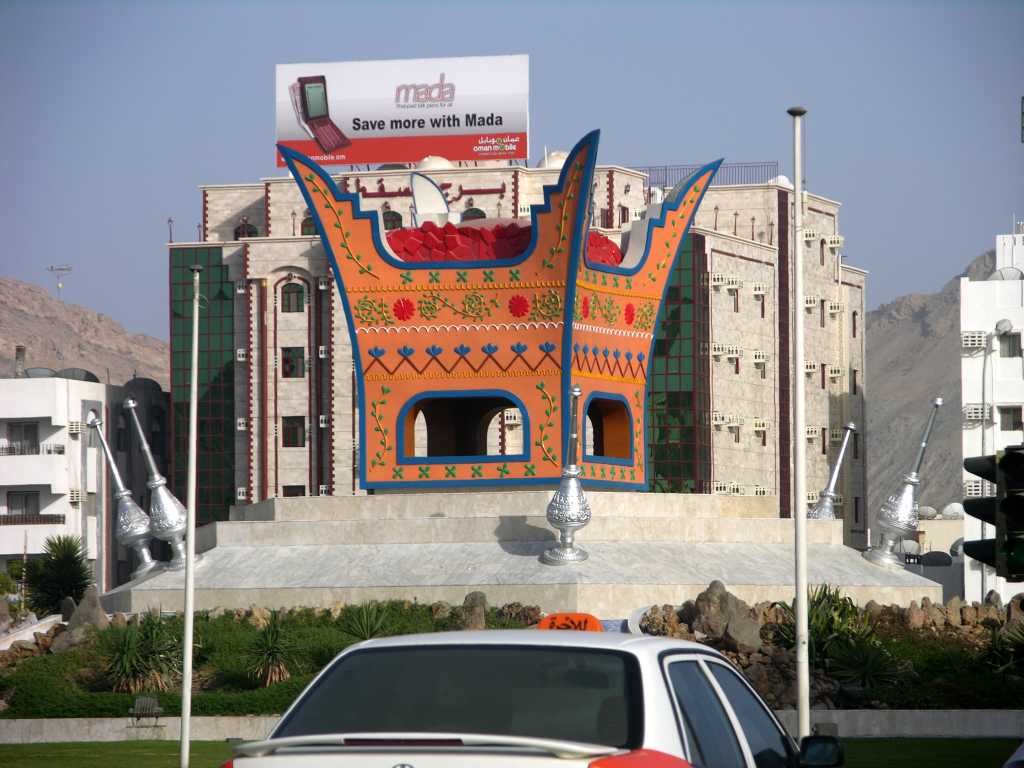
[275,55,528,167]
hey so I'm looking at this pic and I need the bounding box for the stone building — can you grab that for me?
[168,152,867,545]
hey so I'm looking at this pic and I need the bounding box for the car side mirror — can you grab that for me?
[799,735,844,767]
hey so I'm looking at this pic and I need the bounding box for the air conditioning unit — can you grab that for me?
[752,351,768,365]
[711,480,730,495]
[828,365,843,380]
[318,345,327,359]
[752,418,769,432]
[711,342,726,357]
[827,301,844,315]
[752,485,769,497]
[750,282,767,296]
[236,348,247,362]
[826,234,845,250]
[830,428,844,443]
[963,479,984,497]
[711,411,728,427]
[804,361,817,375]
[318,484,329,496]
[725,345,742,360]
[803,228,819,242]
[67,420,85,436]
[235,279,246,295]
[236,417,247,432]
[503,409,521,425]
[236,487,248,501]
[729,482,744,495]
[318,276,330,291]
[319,415,328,429]
[725,276,742,292]
[726,415,744,429]
[832,494,845,507]
[805,425,819,439]
[961,331,986,349]
[804,295,818,310]
[709,272,728,288]
[806,491,819,503]
[963,403,991,421]
[68,489,84,505]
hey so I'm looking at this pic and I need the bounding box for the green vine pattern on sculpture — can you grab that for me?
[633,389,644,461]
[534,382,558,466]
[585,293,621,325]
[369,387,391,468]
[417,290,499,322]
[633,302,657,331]
[545,160,582,269]
[304,174,379,281]
[528,289,563,322]
[353,296,394,326]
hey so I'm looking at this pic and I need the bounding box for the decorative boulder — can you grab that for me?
[462,591,488,631]
[940,503,965,520]
[66,586,109,632]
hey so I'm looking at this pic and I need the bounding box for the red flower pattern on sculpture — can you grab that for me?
[581,296,590,319]
[392,298,415,321]
[624,303,636,325]
[508,295,530,318]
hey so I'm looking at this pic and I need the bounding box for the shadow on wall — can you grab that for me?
[494,516,555,556]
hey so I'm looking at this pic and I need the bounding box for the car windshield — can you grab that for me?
[274,644,643,749]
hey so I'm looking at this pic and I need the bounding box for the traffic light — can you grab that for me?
[963,445,1024,581]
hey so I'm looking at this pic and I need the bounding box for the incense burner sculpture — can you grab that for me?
[88,414,159,579]
[864,397,943,569]
[542,386,591,564]
[124,398,188,569]
[807,423,856,521]
[279,132,721,490]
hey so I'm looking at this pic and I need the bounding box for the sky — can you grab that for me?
[0,0,1021,339]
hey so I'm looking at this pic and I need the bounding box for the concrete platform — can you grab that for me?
[104,491,941,615]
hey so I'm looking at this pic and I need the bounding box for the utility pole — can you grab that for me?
[45,265,72,299]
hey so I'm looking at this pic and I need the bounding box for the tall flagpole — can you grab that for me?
[788,105,810,740]
[179,264,202,768]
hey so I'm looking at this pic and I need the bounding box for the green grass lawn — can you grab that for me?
[0,738,1018,767]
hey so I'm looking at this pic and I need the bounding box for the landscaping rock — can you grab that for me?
[945,597,963,626]
[864,600,883,621]
[111,613,128,628]
[722,610,763,653]
[462,592,487,631]
[60,596,77,622]
[691,581,764,649]
[962,603,978,625]
[67,587,109,632]
[9,639,39,657]
[430,601,451,621]
[329,603,345,619]
[905,601,925,630]
[33,631,53,652]
[50,623,97,654]
[1007,593,1024,624]
[208,606,226,620]
[248,606,271,629]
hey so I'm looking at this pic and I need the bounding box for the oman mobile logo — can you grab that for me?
[394,73,455,106]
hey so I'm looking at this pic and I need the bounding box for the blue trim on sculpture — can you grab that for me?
[395,389,531,465]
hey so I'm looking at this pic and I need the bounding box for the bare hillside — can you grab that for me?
[865,251,993,514]
[0,277,168,388]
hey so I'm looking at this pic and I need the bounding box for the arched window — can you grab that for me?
[382,210,403,230]
[301,214,316,236]
[462,207,486,221]
[852,310,858,338]
[401,393,527,461]
[584,395,632,462]
[819,239,826,266]
[234,221,258,239]
[281,283,305,313]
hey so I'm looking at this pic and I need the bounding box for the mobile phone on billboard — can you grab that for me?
[295,75,351,154]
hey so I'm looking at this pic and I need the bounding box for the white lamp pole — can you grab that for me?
[788,105,811,740]
[179,264,202,768]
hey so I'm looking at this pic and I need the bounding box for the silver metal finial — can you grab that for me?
[808,423,856,521]
[864,398,943,569]
[124,398,188,569]
[541,385,592,565]
[88,415,159,579]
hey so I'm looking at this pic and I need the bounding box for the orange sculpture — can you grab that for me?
[279,132,720,490]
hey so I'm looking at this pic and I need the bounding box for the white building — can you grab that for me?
[960,222,1024,604]
[0,352,167,591]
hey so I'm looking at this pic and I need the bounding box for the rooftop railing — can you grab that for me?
[0,514,65,526]
[0,442,66,457]
[633,161,780,190]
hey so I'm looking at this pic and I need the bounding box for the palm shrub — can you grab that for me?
[0,570,17,596]
[25,535,92,616]
[246,610,293,687]
[980,620,1024,675]
[773,584,871,667]
[103,611,183,693]
[827,625,903,692]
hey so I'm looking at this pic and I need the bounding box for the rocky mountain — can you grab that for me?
[0,277,168,388]
[865,251,994,515]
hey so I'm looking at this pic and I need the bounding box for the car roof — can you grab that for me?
[351,629,723,659]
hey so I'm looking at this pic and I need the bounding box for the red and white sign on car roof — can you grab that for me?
[275,55,529,166]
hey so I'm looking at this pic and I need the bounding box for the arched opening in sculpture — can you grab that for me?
[584,395,632,461]
[402,392,528,460]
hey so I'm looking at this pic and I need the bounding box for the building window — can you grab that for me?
[852,310,858,338]
[6,422,39,455]
[281,347,305,378]
[821,427,827,455]
[7,491,40,516]
[116,424,129,452]
[999,406,1023,431]
[282,416,305,447]
[733,291,740,313]
[820,363,826,390]
[1000,333,1022,358]
[854,497,861,524]
[301,213,316,236]
[759,295,765,320]
[382,210,403,230]
[281,283,305,313]
[820,239,826,266]
[853,432,860,459]
[282,485,305,497]
[233,221,258,239]
[462,207,486,221]
[600,209,613,228]
[619,205,629,225]
[820,299,826,328]
[851,368,858,395]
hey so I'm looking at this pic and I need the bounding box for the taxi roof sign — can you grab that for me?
[536,612,604,632]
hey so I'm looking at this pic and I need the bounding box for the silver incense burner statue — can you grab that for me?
[542,385,592,565]
[808,422,856,521]
[863,397,943,569]
[88,413,159,579]
[124,398,188,569]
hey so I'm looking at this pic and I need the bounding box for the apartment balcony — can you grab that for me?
[0,513,72,558]
[0,443,70,494]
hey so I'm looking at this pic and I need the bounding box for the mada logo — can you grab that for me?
[394,73,455,107]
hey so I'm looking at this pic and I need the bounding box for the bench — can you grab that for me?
[129,695,163,725]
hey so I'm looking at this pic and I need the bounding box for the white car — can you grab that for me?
[223,623,843,767]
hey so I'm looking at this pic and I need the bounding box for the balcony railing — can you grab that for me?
[0,442,65,457]
[634,161,780,190]
[0,514,65,526]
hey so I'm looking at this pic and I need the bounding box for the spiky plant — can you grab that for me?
[105,625,149,693]
[25,535,92,616]
[338,601,393,641]
[246,610,293,687]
